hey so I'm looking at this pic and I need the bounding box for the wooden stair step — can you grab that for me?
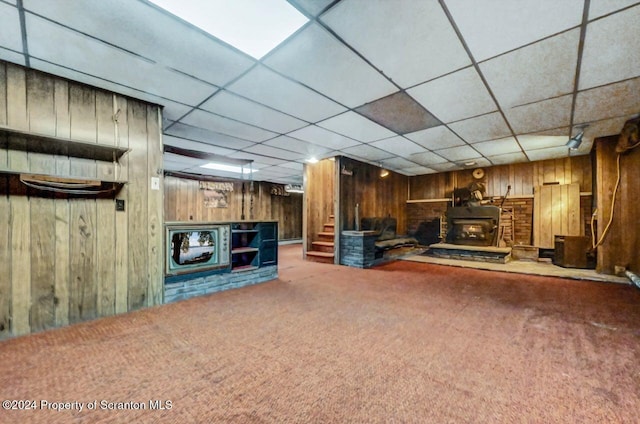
[311,240,335,253]
[312,241,334,247]
[318,231,334,237]
[306,251,334,258]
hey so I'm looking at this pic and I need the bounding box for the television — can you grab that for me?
[165,223,230,275]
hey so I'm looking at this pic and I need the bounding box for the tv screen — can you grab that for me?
[166,224,230,275]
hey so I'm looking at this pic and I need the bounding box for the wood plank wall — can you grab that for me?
[164,176,303,241]
[409,156,593,200]
[339,156,408,234]
[303,159,335,254]
[0,62,163,339]
[595,136,640,274]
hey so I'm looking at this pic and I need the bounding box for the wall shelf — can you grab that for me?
[0,125,129,162]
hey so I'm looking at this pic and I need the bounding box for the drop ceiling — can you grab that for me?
[0,0,639,184]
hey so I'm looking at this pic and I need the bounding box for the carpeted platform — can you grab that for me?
[1,244,639,423]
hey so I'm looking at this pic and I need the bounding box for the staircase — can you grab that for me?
[306,215,335,264]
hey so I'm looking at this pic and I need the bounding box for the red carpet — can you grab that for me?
[1,244,639,423]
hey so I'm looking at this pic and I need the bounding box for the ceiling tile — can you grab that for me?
[402,166,437,175]
[518,130,569,151]
[434,145,481,162]
[278,161,304,171]
[504,95,573,134]
[408,67,496,123]
[163,135,238,157]
[446,0,583,61]
[291,0,335,17]
[370,136,425,158]
[287,125,361,150]
[404,125,465,150]
[228,151,287,165]
[525,146,570,162]
[163,152,206,166]
[584,114,636,141]
[317,111,395,142]
[200,91,307,133]
[479,29,580,108]
[486,151,528,165]
[580,6,640,90]
[165,122,256,150]
[448,112,512,143]
[472,137,522,156]
[263,23,397,108]
[25,13,218,106]
[227,65,346,122]
[243,144,305,161]
[262,135,331,156]
[356,91,441,134]
[408,151,448,166]
[24,0,255,86]
[574,77,640,125]
[321,0,471,87]
[0,47,25,66]
[379,157,419,169]
[0,3,22,52]
[340,144,395,162]
[180,109,277,142]
[163,159,190,172]
[429,162,464,172]
[589,0,638,19]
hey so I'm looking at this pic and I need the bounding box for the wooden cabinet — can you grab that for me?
[231,221,278,272]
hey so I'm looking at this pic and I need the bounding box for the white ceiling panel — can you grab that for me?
[402,166,437,175]
[429,162,464,172]
[278,161,304,171]
[434,145,481,162]
[405,125,465,150]
[486,151,528,165]
[446,0,583,61]
[227,65,346,122]
[448,112,512,143]
[287,125,361,150]
[340,144,395,161]
[504,95,573,134]
[24,0,255,87]
[0,47,25,66]
[379,157,419,169]
[163,159,190,172]
[480,29,580,108]
[163,135,238,157]
[263,165,301,175]
[180,109,277,143]
[321,0,471,88]
[574,77,640,125]
[370,136,425,158]
[292,0,336,17]
[263,23,397,108]
[589,0,639,19]
[0,3,22,52]
[163,152,205,166]
[408,67,496,123]
[584,114,636,141]
[262,135,331,156]
[165,122,256,150]
[317,111,395,142]
[580,6,640,90]
[200,91,307,133]
[26,13,218,106]
[228,151,287,166]
[4,0,17,5]
[518,131,569,151]
[243,144,305,161]
[525,146,570,162]
[472,137,522,156]
[408,151,448,166]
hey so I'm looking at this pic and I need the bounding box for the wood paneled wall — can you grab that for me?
[595,136,640,274]
[339,156,409,234]
[409,156,593,200]
[0,62,163,339]
[303,159,335,254]
[164,176,302,241]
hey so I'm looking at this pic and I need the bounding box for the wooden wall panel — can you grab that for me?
[595,136,640,274]
[409,156,592,201]
[164,176,303,241]
[0,61,163,339]
[339,156,408,234]
[304,159,335,253]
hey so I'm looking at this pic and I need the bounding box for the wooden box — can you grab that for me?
[553,235,590,268]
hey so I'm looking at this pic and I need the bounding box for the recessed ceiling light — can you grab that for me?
[306,157,319,164]
[464,161,477,167]
[149,0,309,59]
[200,163,258,174]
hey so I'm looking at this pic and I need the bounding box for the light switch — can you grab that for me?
[151,177,160,190]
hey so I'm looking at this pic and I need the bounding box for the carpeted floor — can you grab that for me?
[1,244,639,423]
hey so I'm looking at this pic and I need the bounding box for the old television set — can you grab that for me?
[165,223,230,275]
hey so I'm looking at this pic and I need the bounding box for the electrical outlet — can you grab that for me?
[115,199,125,211]
[151,177,160,190]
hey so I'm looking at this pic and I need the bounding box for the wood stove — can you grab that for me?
[446,206,500,247]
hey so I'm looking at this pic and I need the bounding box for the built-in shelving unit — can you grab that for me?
[231,221,278,272]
